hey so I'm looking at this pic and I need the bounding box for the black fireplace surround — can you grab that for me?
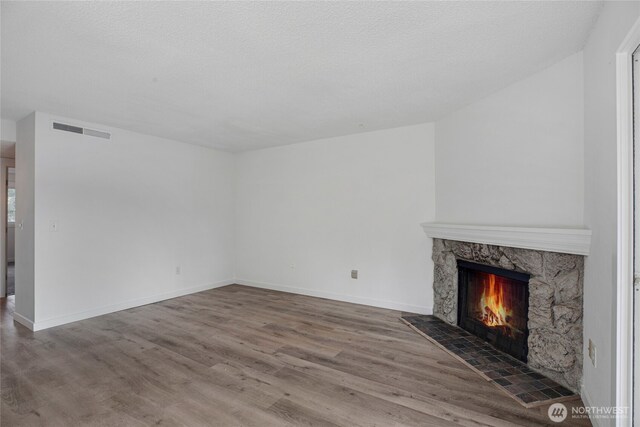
[457,260,530,362]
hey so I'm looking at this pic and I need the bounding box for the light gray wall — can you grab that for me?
[1,118,16,142]
[18,112,236,329]
[434,52,584,228]
[235,123,436,314]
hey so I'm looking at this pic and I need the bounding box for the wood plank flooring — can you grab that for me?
[1,285,591,426]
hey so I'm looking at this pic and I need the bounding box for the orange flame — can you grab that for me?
[478,274,512,328]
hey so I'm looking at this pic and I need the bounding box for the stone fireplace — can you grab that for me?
[423,223,591,392]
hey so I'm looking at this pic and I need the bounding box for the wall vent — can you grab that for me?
[83,128,111,139]
[52,122,111,140]
[52,122,82,134]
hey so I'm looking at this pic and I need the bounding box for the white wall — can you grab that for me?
[1,118,17,142]
[17,112,235,329]
[582,3,640,423]
[235,124,436,314]
[435,52,584,228]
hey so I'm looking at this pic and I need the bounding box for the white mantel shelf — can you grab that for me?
[421,223,592,256]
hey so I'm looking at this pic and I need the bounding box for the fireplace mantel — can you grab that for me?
[421,222,591,256]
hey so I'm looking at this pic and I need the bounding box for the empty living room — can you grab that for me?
[1,1,639,426]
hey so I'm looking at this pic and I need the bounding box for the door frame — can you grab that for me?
[0,157,15,298]
[616,15,640,427]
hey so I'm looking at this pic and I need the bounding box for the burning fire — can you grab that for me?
[478,274,513,328]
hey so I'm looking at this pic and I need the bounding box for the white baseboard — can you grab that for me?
[16,278,430,331]
[13,311,35,330]
[235,278,432,315]
[22,279,234,331]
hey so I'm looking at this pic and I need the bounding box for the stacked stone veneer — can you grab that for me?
[432,238,584,391]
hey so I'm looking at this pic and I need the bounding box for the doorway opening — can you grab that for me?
[0,157,15,301]
[617,17,640,424]
[6,167,15,297]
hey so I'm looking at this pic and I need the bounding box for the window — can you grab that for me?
[7,188,15,223]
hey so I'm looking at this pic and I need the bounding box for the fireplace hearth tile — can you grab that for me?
[516,393,537,404]
[400,314,579,408]
[543,389,561,399]
[494,378,512,386]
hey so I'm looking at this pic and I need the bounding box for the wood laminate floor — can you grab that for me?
[1,285,591,426]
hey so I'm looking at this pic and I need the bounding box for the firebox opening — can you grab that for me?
[457,260,530,362]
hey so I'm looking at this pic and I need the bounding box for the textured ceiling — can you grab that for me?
[1,1,602,152]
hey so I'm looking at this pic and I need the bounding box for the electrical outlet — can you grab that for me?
[351,270,358,279]
[588,339,597,367]
[176,266,181,275]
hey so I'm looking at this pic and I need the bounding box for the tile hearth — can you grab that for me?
[401,314,578,408]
